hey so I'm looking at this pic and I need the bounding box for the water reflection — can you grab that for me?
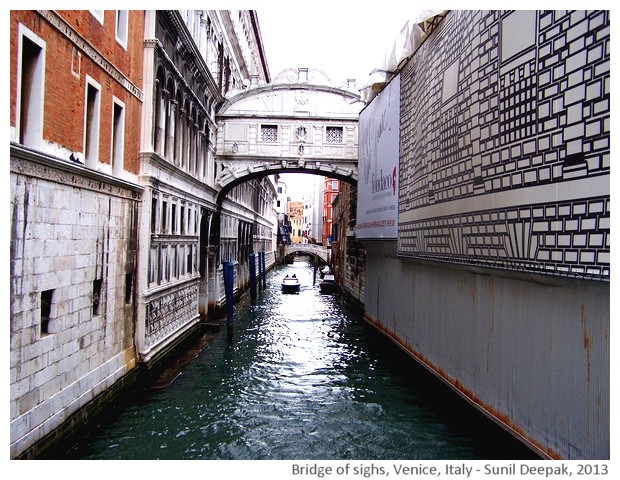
[64,259,538,460]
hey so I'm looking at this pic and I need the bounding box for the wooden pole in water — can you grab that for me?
[313,254,318,284]
[260,251,266,289]
[223,261,234,341]
[257,251,263,292]
[249,252,257,303]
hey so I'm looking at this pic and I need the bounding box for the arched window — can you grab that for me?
[164,77,174,160]
[154,67,166,155]
[173,88,183,165]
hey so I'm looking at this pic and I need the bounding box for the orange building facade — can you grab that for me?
[322,177,340,246]
[10,10,144,174]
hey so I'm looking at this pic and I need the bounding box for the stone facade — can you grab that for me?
[331,182,365,304]
[9,10,145,458]
[10,148,142,458]
[136,11,277,364]
[9,9,278,459]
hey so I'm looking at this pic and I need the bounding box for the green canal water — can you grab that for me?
[62,260,538,460]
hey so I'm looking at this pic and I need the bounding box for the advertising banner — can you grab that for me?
[357,75,400,239]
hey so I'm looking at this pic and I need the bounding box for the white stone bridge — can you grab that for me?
[214,68,362,203]
[284,243,330,263]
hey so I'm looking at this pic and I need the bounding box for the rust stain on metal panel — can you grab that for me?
[363,313,560,460]
[471,282,478,306]
[581,303,591,382]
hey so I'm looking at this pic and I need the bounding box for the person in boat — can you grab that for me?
[285,274,289,278]
[292,274,297,278]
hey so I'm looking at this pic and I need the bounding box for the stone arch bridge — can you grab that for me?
[284,243,330,263]
[214,68,362,203]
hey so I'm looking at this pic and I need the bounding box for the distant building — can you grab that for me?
[311,175,325,243]
[301,198,313,244]
[275,176,291,254]
[322,178,340,246]
[287,200,304,243]
[275,176,288,216]
[331,182,364,303]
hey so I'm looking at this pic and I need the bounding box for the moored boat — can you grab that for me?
[319,274,337,294]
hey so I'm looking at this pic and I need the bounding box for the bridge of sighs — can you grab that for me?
[214,68,362,202]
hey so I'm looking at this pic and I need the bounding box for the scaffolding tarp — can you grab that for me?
[360,10,445,103]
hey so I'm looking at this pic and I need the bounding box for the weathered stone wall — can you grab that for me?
[10,149,142,458]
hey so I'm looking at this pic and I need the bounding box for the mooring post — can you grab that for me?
[223,261,234,341]
[249,252,257,303]
[257,251,264,291]
[313,255,318,285]
[258,251,262,289]
[260,251,266,289]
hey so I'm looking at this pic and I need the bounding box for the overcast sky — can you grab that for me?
[256,4,414,85]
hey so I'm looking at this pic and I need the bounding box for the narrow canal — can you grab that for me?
[61,259,538,460]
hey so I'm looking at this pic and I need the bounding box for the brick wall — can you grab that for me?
[9,10,144,174]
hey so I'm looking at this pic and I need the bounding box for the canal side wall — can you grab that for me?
[206,251,277,320]
[357,10,610,460]
[10,147,143,459]
[362,245,609,460]
[357,10,611,459]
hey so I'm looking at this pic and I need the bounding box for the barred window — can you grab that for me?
[261,124,278,142]
[326,126,343,143]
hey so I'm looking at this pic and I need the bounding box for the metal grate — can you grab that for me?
[261,124,278,142]
[326,126,343,143]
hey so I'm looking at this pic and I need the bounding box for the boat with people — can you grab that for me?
[281,274,300,293]
[319,274,337,294]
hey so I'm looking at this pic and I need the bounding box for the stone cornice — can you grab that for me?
[11,143,143,200]
[138,151,219,208]
[150,32,213,120]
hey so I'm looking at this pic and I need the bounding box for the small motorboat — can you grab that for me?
[319,274,337,294]
[281,275,300,293]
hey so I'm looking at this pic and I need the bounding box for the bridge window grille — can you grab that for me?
[326,126,343,143]
[261,124,278,142]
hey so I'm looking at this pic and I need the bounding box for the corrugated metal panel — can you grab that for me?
[364,253,609,459]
